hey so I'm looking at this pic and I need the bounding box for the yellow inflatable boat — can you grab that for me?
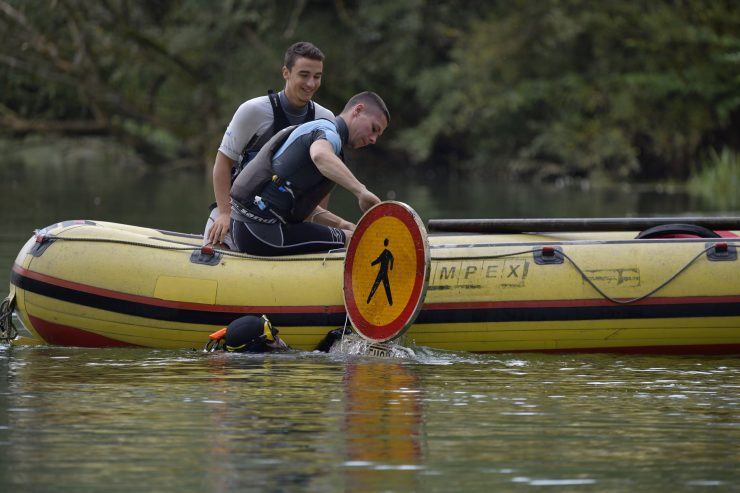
[5,213,740,353]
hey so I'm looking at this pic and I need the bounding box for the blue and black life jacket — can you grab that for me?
[230,120,341,225]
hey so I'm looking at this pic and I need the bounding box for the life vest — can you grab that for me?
[230,124,299,223]
[231,90,316,183]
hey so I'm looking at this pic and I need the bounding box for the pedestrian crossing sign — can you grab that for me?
[343,201,430,342]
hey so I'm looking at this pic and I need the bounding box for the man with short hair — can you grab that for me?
[205,41,334,249]
[229,91,390,256]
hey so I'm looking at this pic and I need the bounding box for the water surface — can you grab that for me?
[1,346,738,492]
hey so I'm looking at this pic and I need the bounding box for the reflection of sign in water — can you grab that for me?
[366,239,394,305]
[343,202,430,342]
[343,362,423,491]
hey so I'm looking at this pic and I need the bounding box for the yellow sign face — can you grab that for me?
[344,201,430,342]
[350,216,417,326]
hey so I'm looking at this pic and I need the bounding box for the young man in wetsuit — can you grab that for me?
[204,41,335,249]
[229,91,390,256]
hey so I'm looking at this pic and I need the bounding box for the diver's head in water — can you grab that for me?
[224,315,288,353]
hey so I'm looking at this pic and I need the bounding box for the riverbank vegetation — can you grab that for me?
[688,148,739,209]
[1,0,738,186]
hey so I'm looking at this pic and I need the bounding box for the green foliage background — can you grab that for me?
[1,0,738,182]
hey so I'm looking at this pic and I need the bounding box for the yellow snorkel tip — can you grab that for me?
[262,315,276,342]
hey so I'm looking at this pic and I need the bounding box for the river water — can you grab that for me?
[1,346,738,492]
[1,140,739,491]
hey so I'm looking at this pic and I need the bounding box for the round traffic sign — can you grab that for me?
[343,201,430,342]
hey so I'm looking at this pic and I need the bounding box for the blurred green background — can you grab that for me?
[1,0,738,195]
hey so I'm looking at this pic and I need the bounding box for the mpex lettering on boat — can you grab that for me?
[430,258,531,291]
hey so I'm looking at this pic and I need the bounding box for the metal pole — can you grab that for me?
[427,217,740,233]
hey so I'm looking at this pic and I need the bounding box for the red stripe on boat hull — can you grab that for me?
[29,315,140,347]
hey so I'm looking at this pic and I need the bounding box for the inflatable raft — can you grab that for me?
[4,210,740,353]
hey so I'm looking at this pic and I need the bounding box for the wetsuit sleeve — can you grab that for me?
[218,96,273,161]
[309,124,342,156]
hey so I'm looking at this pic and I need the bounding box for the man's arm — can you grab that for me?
[309,140,380,212]
[308,204,355,231]
[208,151,235,245]
[208,97,272,245]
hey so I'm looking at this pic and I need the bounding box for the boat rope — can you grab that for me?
[431,249,535,261]
[1,294,18,343]
[424,245,723,305]
[29,234,722,306]
[32,234,345,262]
[339,313,351,352]
[553,244,718,305]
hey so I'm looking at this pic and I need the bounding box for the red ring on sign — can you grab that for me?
[343,202,429,342]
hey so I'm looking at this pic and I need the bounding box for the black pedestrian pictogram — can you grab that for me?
[366,238,394,305]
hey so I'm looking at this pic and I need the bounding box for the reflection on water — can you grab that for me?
[1,346,738,492]
[414,352,740,491]
[342,361,423,492]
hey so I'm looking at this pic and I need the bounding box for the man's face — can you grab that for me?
[283,57,323,106]
[348,105,388,149]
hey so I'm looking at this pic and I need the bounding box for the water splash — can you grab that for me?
[329,333,416,359]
